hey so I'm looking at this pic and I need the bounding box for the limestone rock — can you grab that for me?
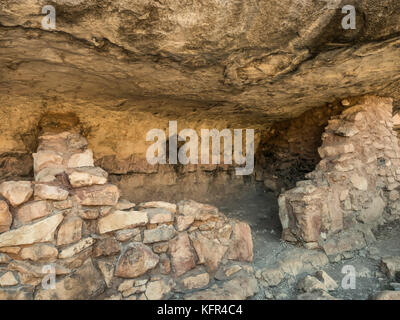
[0,181,33,207]
[190,231,227,272]
[145,279,173,300]
[79,208,99,220]
[16,200,52,224]
[35,259,105,300]
[33,151,64,173]
[67,166,108,188]
[98,210,148,234]
[0,271,18,286]
[20,244,58,262]
[115,228,141,242]
[0,201,12,233]
[115,243,159,278]
[57,216,83,246]
[67,150,94,168]
[178,200,219,221]
[176,215,195,232]
[0,213,63,248]
[97,259,116,288]
[227,222,253,262]
[143,225,176,244]
[182,273,210,290]
[146,208,174,224]
[116,199,136,211]
[59,237,95,259]
[139,201,177,213]
[75,184,120,206]
[35,168,65,183]
[92,237,121,257]
[34,184,69,201]
[169,232,196,277]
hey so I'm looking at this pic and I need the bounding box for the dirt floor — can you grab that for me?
[213,184,400,300]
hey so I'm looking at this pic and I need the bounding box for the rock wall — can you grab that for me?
[279,96,400,246]
[0,131,257,300]
[255,101,346,191]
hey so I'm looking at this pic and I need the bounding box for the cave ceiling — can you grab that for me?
[1,0,400,123]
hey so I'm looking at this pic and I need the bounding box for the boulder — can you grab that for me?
[190,231,227,272]
[115,242,159,278]
[227,222,253,262]
[0,181,33,207]
[169,232,196,277]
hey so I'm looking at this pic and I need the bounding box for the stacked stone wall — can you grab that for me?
[279,96,400,247]
[0,131,257,300]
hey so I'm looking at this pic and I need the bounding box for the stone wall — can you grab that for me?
[279,96,400,246]
[0,131,257,300]
[255,102,345,192]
